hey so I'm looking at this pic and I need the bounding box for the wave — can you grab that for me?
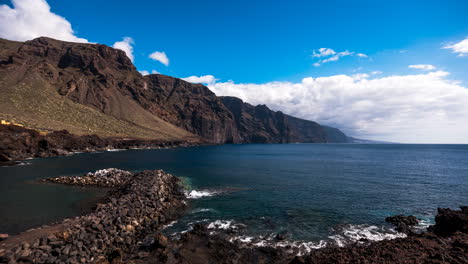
[191,208,214,214]
[413,218,432,232]
[328,224,406,247]
[207,220,246,230]
[106,148,125,152]
[185,190,218,199]
[206,220,407,256]
[161,220,178,230]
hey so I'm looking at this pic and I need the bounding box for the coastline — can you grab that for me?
[0,124,205,166]
[1,168,467,263]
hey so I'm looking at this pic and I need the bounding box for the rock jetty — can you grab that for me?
[44,168,133,187]
[0,169,187,263]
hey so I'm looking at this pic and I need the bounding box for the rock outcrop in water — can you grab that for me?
[0,37,346,145]
[385,215,420,235]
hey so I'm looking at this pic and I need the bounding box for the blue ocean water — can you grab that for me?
[1,144,467,244]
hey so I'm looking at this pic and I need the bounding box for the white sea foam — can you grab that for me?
[208,220,235,230]
[106,148,125,152]
[413,218,432,232]
[228,233,328,255]
[161,220,178,229]
[207,220,246,230]
[191,208,214,214]
[328,224,406,247]
[186,190,217,199]
[221,222,407,256]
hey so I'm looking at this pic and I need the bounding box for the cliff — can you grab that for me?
[0,37,347,144]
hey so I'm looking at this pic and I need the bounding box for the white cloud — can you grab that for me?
[408,64,436,71]
[312,48,367,66]
[149,51,169,66]
[370,71,383,75]
[351,73,369,80]
[313,48,336,58]
[443,37,468,56]
[0,0,87,42]
[112,37,134,62]
[139,70,160,76]
[182,75,218,85]
[208,71,468,143]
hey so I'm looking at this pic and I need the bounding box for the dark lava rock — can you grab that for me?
[131,207,468,264]
[0,169,187,263]
[428,206,468,236]
[385,214,419,234]
[275,232,288,241]
[0,124,194,162]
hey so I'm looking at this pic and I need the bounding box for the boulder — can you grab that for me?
[385,215,419,234]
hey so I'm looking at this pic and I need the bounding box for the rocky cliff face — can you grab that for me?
[220,96,326,143]
[0,37,346,144]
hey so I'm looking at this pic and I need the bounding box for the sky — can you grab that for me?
[1,0,468,143]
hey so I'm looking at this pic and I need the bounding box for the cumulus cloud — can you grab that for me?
[312,48,367,67]
[408,64,436,71]
[208,71,468,143]
[112,37,134,62]
[0,0,88,42]
[312,48,336,57]
[182,75,218,85]
[149,51,169,66]
[443,37,468,56]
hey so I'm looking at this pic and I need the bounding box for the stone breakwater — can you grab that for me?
[43,169,133,187]
[0,169,187,264]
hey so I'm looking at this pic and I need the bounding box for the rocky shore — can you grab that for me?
[0,169,187,263]
[1,167,466,264]
[0,125,201,165]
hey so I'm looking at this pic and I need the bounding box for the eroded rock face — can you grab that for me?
[220,96,327,143]
[0,125,193,162]
[0,170,187,264]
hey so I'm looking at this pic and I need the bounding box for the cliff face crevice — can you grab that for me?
[0,37,346,144]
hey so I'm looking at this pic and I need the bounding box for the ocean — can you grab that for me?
[1,144,467,248]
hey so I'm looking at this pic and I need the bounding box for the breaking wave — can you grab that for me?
[205,220,408,256]
[185,190,218,199]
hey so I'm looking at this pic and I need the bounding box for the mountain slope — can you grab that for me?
[0,37,348,144]
[0,37,198,141]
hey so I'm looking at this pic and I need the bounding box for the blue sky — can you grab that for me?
[1,0,468,143]
[40,0,468,84]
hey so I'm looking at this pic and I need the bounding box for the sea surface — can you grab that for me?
[1,144,467,247]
